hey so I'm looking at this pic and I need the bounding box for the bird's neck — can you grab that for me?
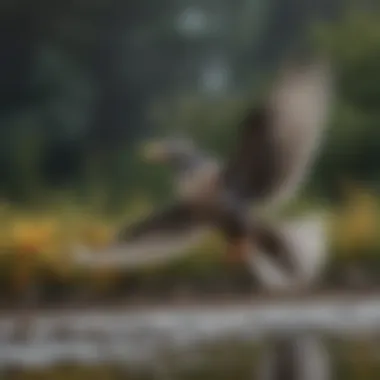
[176,159,221,202]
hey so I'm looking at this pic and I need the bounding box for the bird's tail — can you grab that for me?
[247,214,328,290]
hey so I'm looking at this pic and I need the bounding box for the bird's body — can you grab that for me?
[176,159,221,203]
[75,56,333,280]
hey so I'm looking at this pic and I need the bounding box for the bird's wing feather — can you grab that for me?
[116,202,197,241]
[72,203,210,269]
[247,215,327,290]
[223,59,332,207]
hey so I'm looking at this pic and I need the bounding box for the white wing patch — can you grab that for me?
[247,215,327,290]
[268,61,333,209]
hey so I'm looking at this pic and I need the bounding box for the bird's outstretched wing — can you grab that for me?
[73,203,210,268]
[116,202,198,241]
[223,58,332,207]
[249,219,298,275]
[247,215,327,290]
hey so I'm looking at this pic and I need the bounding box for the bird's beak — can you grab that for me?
[140,141,169,163]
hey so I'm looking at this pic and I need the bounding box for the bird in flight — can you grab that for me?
[75,56,332,279]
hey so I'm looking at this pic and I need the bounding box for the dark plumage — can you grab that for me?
[75,57,332,278]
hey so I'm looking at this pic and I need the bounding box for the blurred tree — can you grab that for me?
[0,0,378,207]
[311,9,380,197]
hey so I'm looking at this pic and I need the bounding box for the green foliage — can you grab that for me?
[0,3,379,212]
[311,10,380,196]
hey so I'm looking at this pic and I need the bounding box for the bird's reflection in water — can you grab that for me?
[257,333,330,380]
[1,333,380,379]
[152,335,376,380]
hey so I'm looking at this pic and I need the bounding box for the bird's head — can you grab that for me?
[140,138,197,166]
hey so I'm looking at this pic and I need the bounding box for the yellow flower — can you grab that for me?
[10,217,59,255]
[79,221,115,249]
[333,187,378,256]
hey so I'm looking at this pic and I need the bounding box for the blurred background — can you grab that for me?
[0,0,380,379]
